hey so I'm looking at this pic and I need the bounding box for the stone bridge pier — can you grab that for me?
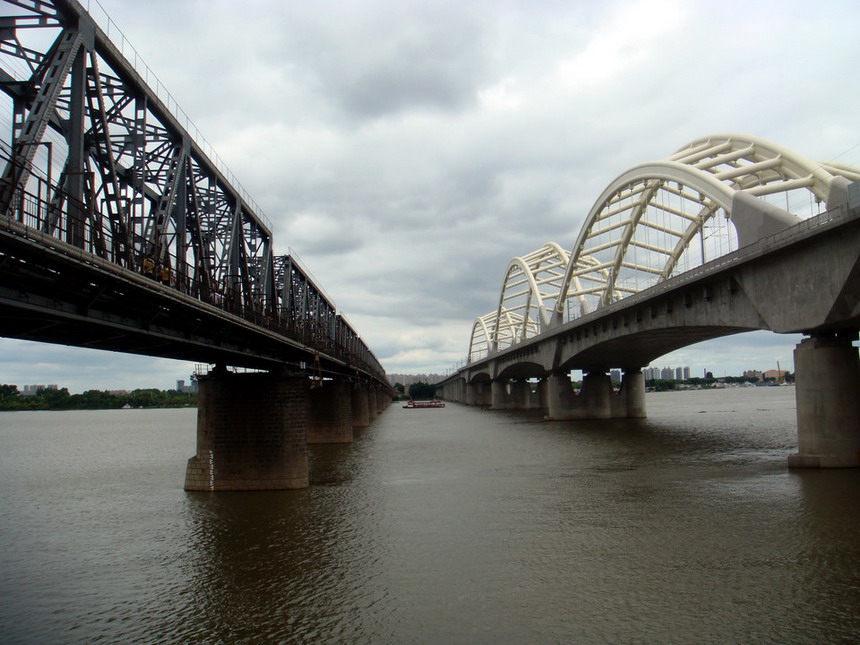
[184,368,390,491]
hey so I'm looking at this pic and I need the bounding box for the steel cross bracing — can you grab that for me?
[0,0,386,383]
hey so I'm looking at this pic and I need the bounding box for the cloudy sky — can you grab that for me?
[3,0,860,392]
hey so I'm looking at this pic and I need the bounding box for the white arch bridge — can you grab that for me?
[439,134,860,468]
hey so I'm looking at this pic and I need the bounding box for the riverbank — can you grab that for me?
[0,385,197,411]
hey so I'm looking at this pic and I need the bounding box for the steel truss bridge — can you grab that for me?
[468,134,860,362]
[0,0,387,386]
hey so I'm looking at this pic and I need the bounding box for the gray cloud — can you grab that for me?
[3,0,860,385]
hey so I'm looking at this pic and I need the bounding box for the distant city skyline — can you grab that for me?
[2,329,810,394]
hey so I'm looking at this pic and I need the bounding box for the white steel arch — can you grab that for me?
[468,308,539,363]
[495,243,570,335]
[468,312,495,362]
[556,134,860,319]
[471,244,611,361]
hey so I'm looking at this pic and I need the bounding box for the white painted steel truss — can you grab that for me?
[468,134,860,363]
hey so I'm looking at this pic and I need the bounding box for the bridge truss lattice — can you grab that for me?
[469,134,860,362]
[0,0,385,380]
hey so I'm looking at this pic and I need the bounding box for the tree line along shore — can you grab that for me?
[0,384,197,411]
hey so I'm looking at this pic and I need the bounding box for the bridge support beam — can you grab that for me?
[184,368,308,491]
[307,379,353,444]
[789,334,860,468]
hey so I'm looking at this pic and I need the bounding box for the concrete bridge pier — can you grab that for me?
[467,381,491,406]
[490,379,510,409]
[453,381,467,403]
[545,372,576,419]
[582,371,613,419]
[352,382,370,428]
[546,369,642,420]
[621,368,646,419]
[511,379,539,409]
[463,382,474,404]
[307,379,353,444]
[184,367,309,491]
[452,379,466,403]
[545,370,613,419]
[789,333,860,468]
[490,379,537,410]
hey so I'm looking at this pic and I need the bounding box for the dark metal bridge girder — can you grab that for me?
[0,0,388,387]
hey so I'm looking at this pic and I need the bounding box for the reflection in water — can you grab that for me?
[180,435,391,643]
[1,389,859,643]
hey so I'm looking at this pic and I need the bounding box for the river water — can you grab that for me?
[1,387,859,644]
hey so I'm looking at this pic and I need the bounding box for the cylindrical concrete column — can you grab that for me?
[546,372,574,420]
[530,379,545,410]
[184,369,308,491]
[789,335,860,468]
[623,368,646,418]
[479,381,492,406]
[490,379,509,409]
[307,379,353,444]
[583,371,612,419]
[510,380,532,409]
[352,383,370,428]
[470,381,483,406]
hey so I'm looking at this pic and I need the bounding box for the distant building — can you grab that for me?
[763,369,788,381]
[387,373,443,386]
[743,370,764,382]
[610,369,621,383]
[20,384,57,396]
[661,367,674,381]
[176,379,198,393]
